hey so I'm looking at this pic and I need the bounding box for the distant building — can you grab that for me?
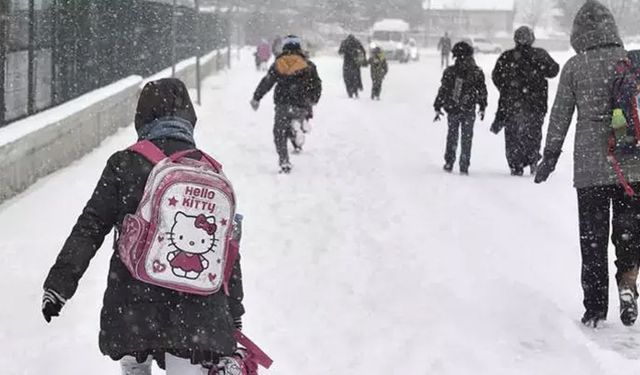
[423,0,516,38]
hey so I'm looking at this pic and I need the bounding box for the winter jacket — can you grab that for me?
[43,79,244,364]
[253,50,322,110]
[543,0,640,188]
[492,45,559,126]
[368,52,388,81]
[434,57,488,114]
[339,35,366,93]
[339,35,367,70]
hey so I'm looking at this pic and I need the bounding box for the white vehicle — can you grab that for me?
[370,19,411,63]
[465,37,502,54]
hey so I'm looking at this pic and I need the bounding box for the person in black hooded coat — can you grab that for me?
[434,42,488,175]
[41,78,244,372]
[492,26,559,176]
[339,34,367,98]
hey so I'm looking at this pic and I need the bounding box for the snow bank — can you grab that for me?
[0,48,231,203]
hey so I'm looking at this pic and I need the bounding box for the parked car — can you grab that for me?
[463,37,502,54]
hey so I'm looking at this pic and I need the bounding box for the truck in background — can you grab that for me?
[370,19,411,63]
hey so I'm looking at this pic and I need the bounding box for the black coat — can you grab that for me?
[43,138,245,363]
[253,50,322,110]
[434,57,488,114]
[492,45,559,126]
[339,36,366,93]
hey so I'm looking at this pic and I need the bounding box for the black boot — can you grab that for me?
[443,163,453,173]
[581,310,607,328]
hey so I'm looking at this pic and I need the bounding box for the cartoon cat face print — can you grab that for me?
[169,212,217,255]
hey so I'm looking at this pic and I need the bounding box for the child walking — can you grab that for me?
[368,46,388,100]
[434,41,487,175]
[41,78,249,375]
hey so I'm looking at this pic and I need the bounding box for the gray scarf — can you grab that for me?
[137,116,195,145]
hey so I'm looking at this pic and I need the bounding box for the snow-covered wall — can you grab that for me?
[0,49,230,202]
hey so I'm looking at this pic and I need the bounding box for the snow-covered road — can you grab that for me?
[1,49,639,374]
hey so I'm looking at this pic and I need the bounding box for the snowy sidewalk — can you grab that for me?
[1,50,639,374]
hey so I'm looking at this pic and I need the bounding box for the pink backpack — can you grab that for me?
[118,140,238,295]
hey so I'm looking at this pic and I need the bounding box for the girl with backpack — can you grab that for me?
[41,79,268,374]
[535,0,640,328]
[434,41,487,175]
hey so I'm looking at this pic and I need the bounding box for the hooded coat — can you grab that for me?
[434,56,488,114]
[492,33,559,130]
[339,35,367,96]
[543,0,640,188]
[43,78,244,365]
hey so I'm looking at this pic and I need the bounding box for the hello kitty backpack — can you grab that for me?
[117,140,238,295]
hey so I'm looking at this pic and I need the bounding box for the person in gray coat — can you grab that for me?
[535,0,640,328]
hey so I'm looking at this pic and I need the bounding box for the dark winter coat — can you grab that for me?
[492,45,559,128]
[368,52,388,82]
[543,0,640,188]
[44,79,244,365]
[253,50,322,110]
[438,36,452,55]
[339,35,366,93]
[434,57,488,114]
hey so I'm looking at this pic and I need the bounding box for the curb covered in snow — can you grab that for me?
[0,49,230,203]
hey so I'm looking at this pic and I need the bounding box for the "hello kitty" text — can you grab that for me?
[182,186,216,213]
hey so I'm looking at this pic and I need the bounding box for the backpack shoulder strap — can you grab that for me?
[129,140,167,165]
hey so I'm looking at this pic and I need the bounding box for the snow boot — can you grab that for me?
[443,163,453,173]
[581,310,607,328]
[460,167,469,175]
[279,162,292,174]
[619,288,638,326]
[510,168,524,176]
[619,267,639,326]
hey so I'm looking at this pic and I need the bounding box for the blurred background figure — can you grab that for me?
[339,34,367,99]
[437,32,452,69]
[254,39,272,71]
[368,47,388,100]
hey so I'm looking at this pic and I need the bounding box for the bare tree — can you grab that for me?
[517,0,550,29]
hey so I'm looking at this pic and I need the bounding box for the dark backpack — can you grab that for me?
[609,50,640,196]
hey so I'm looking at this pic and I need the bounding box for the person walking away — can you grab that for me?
[251,35,323,174]
[339,34,367,98]
[41,78,248,374]
[434,41,487,175]
[437,32,452,69]
[254,39,272,71]
[368,46,388,100]
[535,0,640,328]
[492,26,559,176]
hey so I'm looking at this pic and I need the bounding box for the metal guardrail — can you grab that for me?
[0,0,231,128]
